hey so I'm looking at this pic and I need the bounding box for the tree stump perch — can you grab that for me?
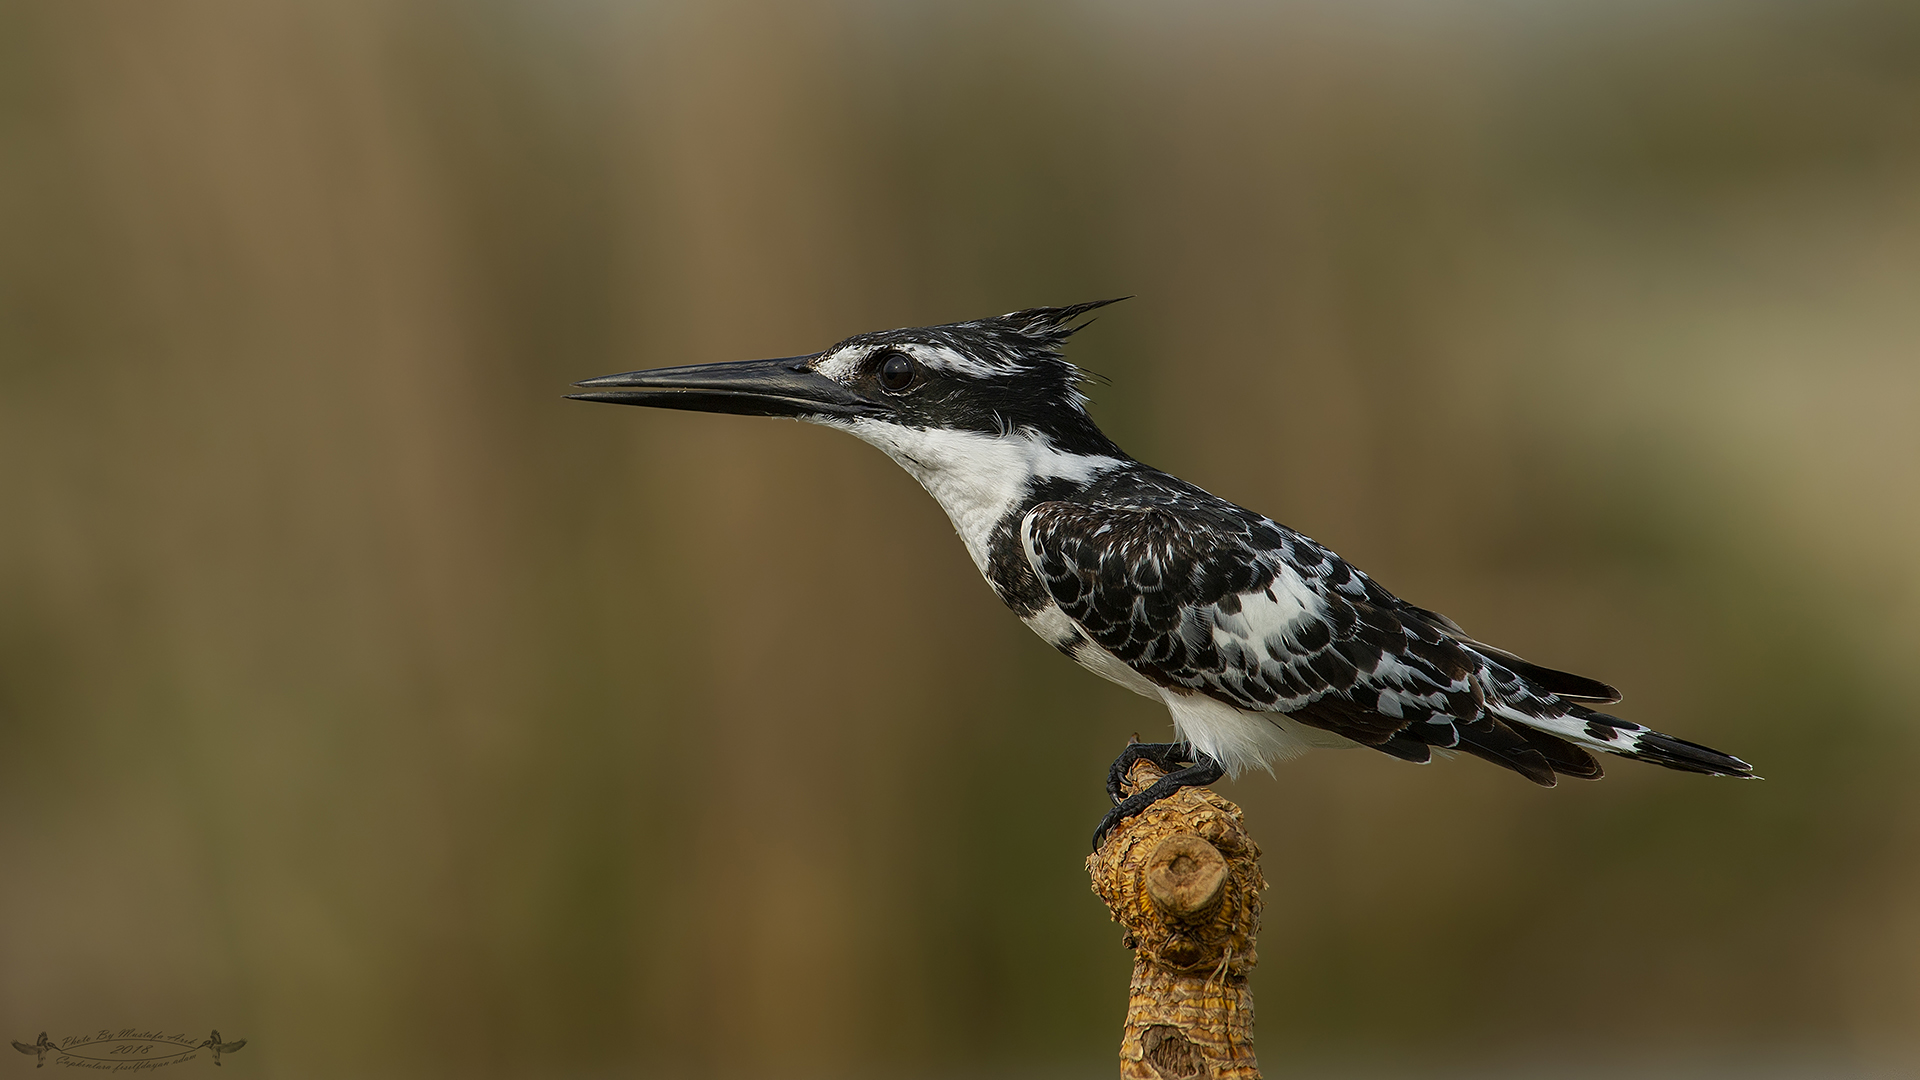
[1088,756,1265,1079]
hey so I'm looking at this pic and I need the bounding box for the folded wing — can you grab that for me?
[1020,497,1607,784]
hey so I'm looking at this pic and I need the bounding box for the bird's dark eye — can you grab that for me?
[877,350,917,392]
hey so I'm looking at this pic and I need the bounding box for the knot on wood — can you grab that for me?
[1146,833,1230,921]
[1143,1024,1202,1079]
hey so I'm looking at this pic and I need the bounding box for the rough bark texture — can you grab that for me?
[1087,758,1265,1080]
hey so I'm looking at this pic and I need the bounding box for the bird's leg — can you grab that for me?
[1105,740,1196,805]
[1092,751,1224,850]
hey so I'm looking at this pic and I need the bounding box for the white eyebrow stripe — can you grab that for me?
[815,341,1021,384]
[903,343,1002,378]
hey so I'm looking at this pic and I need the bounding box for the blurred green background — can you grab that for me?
[3,1,1917,1077]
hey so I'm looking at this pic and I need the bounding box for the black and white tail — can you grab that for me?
[1461,651,1756,785]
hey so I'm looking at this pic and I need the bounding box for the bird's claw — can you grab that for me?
[1092,747,1225,850]
[1105,741,1196,805]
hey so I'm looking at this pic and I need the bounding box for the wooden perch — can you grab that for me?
[1088,756,1265,1080]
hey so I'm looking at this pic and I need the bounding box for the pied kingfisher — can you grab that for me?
[572,301,1754,846]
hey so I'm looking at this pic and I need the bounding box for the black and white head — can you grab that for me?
[572,300,1136,568]
[570,300,1129,460]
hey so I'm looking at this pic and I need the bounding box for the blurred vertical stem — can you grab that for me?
[1088,757,1265,1079]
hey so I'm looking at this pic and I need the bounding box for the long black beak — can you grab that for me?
[567,354,885,420]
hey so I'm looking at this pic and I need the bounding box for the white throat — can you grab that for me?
[832,421,1122,573]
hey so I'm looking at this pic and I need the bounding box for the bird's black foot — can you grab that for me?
[1093,746,1224,850]
[1105,740,1196,805]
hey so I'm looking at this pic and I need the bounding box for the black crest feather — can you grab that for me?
[1002,298,1130,341]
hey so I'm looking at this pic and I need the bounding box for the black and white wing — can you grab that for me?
[1020,495,1696,784]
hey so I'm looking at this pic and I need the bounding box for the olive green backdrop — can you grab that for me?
[2,1,1917,1076]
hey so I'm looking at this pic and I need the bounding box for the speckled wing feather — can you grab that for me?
[1017,483,1722,784]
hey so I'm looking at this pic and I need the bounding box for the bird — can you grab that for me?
[11,1032,54,1067]
[196,1031,245,1066]
[571,300,1754,846]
